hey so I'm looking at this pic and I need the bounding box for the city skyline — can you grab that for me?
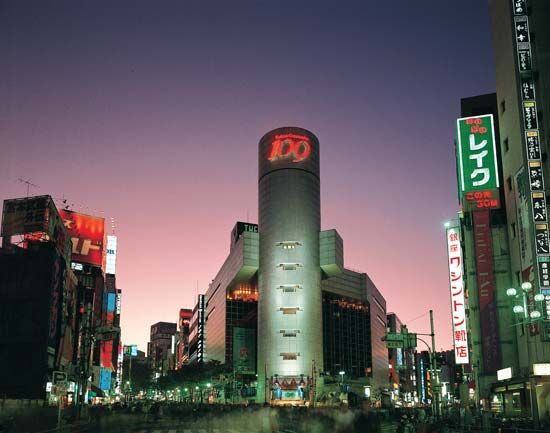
[0,0,496,351]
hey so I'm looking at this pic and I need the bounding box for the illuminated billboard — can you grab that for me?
[59,210,105,267]
[1,196,71,260]
[105,235,117,274]
[456,115,499,196]
[446,226,469,365]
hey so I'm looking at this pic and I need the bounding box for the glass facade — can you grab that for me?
[322,291,371,377]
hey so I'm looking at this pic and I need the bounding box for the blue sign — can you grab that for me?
[99,368,112,391]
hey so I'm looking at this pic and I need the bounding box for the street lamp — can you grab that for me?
[506,282,545,428]
[506,282,545,325]
[338,371,345,386]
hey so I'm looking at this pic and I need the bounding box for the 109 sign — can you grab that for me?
[268,134,311,163]
[457,115,500,196]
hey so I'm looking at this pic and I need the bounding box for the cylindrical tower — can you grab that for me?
[257,126,323,404]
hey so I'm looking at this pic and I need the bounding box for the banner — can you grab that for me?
[473,211,500,373]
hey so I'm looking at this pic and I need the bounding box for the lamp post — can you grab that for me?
[338,371,345,386]
[506,282,545,429]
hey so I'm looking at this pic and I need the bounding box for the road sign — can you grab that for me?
[52,371,67,385]
[387,341,404,349]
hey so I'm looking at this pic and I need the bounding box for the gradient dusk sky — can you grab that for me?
[1,1,496,352]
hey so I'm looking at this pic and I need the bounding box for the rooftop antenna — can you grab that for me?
[17,177,39,197]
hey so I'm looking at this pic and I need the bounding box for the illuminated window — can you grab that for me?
[280,330,300,337]
[280,352,299,360]
[277,284,302,293]
[279,307,301,314]
[277,263,302,271]
[276,241,302,249]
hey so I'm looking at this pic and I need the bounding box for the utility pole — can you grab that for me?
[429,310,441,419]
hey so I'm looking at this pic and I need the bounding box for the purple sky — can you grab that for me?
[1,1,496,352]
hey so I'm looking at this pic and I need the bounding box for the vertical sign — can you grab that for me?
[457,115,499,196]
[472,211,500,373]
[105,235,117,275]
[446,226,469,364]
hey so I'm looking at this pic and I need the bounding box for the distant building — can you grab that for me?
[175,308,192,369]
[148,321,177,377]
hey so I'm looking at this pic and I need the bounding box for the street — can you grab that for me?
[73,409,398,433]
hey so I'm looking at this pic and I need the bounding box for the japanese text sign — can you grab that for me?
[457,115,499,196]
[446,226,469,365]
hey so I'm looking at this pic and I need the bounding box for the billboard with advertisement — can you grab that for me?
[1,196,71,261]
[456,115,499,197]
[59,209,105,268]
[232,327,256,373]
[446,226,469,365]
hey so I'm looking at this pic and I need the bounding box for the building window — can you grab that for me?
[280,330,300,337]
[511,223,517,238]
[280,307,300,314]
[500,99,506,113]
[516,271,521,286]
[277,284,302,292]
[276,241,302,249]
[278,263,302,271]
[504,138,509,153]
[280,352,299,360]
[507,177,512,192]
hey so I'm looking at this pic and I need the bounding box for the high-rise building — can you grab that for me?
[487,1,550,423]
[448,1,550,424]
[197,127,389,405]
[0,196,75,399]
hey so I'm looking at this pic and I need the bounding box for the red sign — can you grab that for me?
[268,134,311,163]
[473,210,500,373]
[100,340,114,369]
[463,190,500,210]
[59,210,105,267]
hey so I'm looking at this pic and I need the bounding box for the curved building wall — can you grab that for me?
[257,127,323,400]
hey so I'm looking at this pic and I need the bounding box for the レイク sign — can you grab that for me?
[268,134,311,163]
[446,226,470,365]
[457,115,499,196]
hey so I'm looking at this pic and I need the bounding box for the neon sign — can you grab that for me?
[268,134,311,163]
[463,190,500,210]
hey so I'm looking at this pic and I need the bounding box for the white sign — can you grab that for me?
[106,235,117,275]
[497,367,512,381]
[533,363,550,376]
[447,226,470,365]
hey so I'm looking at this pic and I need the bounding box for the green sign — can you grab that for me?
[457,115,499,196]
[384,332,417,349]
